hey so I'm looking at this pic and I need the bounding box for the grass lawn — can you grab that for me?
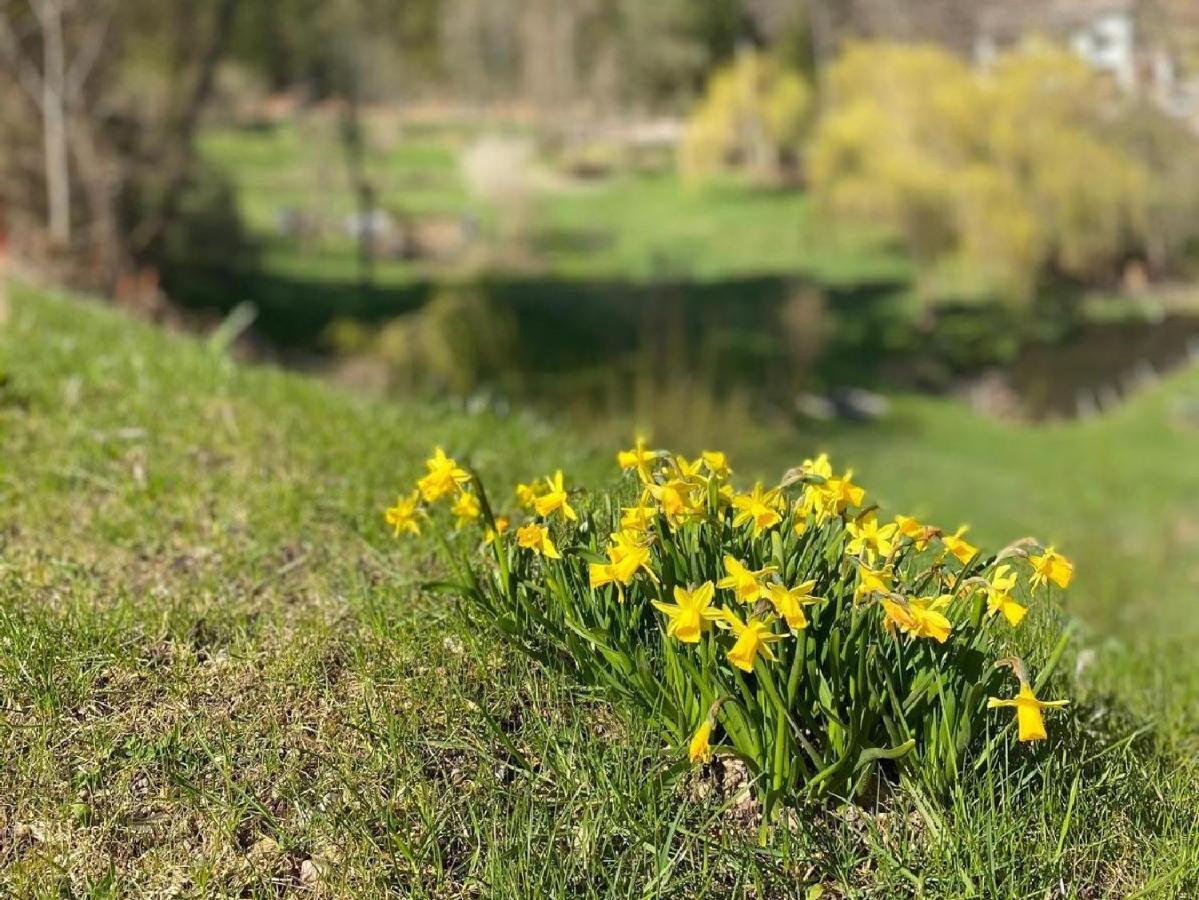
[2,286,1198,896]
[197,120,908,289]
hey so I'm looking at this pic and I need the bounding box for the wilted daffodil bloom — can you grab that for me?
[854,563,893,602]
[713,608,785,672]
[767,581,821,631]
[1029,546,1074,590]
[894,514,933,551]
[617,437,657,482]
[451,491,481,529]
[516,523,560,559]
[688,719,713,764]
[731,483,783,536]
[942,526,978,566]
[385,490,422,537]
[651,581,717,643]
[988,682,1069,742]
[716,554,777,604]
[417,447,471,502]
[845,513,898,563]
[483,516,509,545]
[984,565,1027,626]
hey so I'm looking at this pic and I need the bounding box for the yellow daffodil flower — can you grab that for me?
[647,479,702,527]
[767,581,821,631]
[619,505,657,532]
[880,598,912,638]
[731,483,783,536]
[716,554,777,604]
[793,484,826,534]
[451,491,481,529]
[712,608,785,672]
[906,595,953,642]
[1029,546,1074,590]
[617,437,657,482]
[942,526,978,566]
[534,470,577,522]
[483,516,510,545]
[988,682,1069,742]
[845,513,898,563]
[516,522,560,559]
[820,470,866,516]
[984,564,1027,626]
[701,450,732,479]
[651,581,717,643]
[589,531,656,592]
[881,594,952,643]
[688,719,713,764]
[854,563,893,602]
[895,514,933,551]
[384,490,422,537]
[670,454,706,483]
[515,481,544,510]
[417,447,471,502]
[802,453,832,480]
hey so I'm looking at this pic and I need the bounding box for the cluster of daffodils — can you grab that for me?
[386,443,1075,806]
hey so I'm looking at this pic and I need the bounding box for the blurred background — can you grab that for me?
[4,0,1199,439]
[3,3,1199,461]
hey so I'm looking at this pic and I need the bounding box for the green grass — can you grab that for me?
[197,119,907,289]
[2,286,1198,896]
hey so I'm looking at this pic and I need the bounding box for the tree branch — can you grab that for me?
[65,9,110,101]
[127,0,238,254]
[0,12,45,107]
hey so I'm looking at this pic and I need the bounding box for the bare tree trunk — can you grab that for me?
[339,96,376,289]
[127,0,237,255]
[334,5,376,289]
[38,0,71,246]
[0,217,9,327]
[69,111,125,285]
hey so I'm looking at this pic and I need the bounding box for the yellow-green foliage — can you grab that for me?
[330,286,517,394]
[680,50,812,183]
[809,41,1147,301]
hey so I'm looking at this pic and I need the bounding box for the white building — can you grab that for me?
[975,0,1137,90]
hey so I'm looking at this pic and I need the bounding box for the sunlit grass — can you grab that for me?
[1,286,1196,896]
[198,119,908,288]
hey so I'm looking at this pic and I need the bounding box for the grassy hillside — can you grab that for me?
[2,286,1197,896]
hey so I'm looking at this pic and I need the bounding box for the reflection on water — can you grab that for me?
[1012,316,1199,420]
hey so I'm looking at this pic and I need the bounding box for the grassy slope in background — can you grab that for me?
[1,286,1196,896]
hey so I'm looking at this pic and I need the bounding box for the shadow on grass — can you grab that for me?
[161,263,912,388]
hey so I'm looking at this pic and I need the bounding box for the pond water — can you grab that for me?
[169,262,1199,422]
[1009,315,1199,420]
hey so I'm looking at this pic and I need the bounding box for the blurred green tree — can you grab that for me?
[808,41,1164,303]
[680,48,812,183]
